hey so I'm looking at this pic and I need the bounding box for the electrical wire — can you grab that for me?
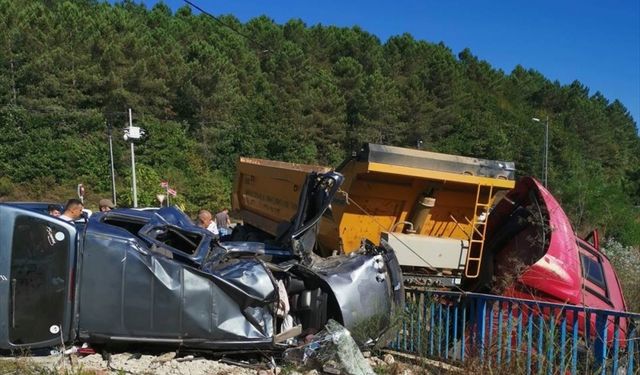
[182,0,271,54]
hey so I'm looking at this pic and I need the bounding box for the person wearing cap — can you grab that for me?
[99,198,115,212]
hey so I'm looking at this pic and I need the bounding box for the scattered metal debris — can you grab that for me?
[284,320,375,375]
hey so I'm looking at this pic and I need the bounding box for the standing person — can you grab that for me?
[48,204,61,217]
[196,209,219,237]
[59,199,84,222]
[215,208,232,237]
[99,198,115,212]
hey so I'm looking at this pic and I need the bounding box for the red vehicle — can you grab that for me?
[480,177,628,343]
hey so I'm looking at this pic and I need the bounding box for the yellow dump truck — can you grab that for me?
[232,144,516,287]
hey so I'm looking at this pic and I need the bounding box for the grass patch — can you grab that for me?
[0,357,100,375]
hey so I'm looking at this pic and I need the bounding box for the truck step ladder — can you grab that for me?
[465,184,494,278]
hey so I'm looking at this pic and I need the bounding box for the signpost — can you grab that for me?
[77,184,85,204]
[160,181,176,206]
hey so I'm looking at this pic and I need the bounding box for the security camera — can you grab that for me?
[123,126,144,141]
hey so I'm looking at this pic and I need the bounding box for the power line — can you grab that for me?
[181,0,271,54]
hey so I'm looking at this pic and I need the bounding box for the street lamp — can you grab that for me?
[532,116,549,187]
[123,108,145,208]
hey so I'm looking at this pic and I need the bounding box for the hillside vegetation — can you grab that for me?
[0,0,638,245]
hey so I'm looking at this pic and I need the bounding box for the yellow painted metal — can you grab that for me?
[317,158,515,272]
[232,157,330,236]
[365,162,515,189]
[233,147,516,281]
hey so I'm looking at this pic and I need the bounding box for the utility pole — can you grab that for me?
[130,109,137,208]
[107,121,117,206]
[544,115,549,188]
[124,108,144,208]
[10,60,17,105]
[532,116,550,187]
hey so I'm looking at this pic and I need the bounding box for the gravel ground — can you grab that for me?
[1,351,437,374]
[3,352,258,375]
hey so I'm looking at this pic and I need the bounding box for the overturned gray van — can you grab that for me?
[0,171,403,352]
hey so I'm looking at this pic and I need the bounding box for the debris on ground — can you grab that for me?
[383,353,395,365]
[283,319,375,375]
[0,321,430,375]
[0,348,432,375]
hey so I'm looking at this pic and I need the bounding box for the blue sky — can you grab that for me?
[138,0,640,126]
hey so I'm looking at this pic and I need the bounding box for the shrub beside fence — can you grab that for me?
[390,289,640,374]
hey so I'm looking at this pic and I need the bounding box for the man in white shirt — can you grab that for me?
[59,199,84,222]
[196,209,219,237]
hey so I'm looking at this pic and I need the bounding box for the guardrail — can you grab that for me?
[390,289,640,374]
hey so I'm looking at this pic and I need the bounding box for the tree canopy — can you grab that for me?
[0,0,638,244]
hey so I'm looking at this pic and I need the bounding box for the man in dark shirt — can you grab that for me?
[215,208,231,236]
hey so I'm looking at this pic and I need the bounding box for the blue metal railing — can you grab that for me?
[390,289,640,374]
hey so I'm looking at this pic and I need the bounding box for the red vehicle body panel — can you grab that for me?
[485,177,628,343]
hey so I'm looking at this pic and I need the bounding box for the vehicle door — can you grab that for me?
[0,205,76,349]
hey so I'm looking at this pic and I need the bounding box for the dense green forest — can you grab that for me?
[0,0,639,245]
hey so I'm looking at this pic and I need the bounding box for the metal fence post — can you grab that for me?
[476,297,487,360]
[593,313,607,374]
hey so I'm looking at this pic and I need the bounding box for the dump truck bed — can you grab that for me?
[232,157,331,238]
[319,144,515,285]
[357,143,515,180]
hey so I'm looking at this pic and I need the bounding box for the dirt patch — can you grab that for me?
[1,353,256,375]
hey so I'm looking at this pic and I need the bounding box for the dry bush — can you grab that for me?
[602,239,640,313]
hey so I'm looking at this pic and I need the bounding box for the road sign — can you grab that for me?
[77,184,85,203]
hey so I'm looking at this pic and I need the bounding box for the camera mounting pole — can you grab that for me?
[123,108,145,208]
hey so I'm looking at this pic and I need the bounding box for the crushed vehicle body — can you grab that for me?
[0,171,404,352]
[485,176,627,311]
[483,176,628,341]
[230,145,629,318]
